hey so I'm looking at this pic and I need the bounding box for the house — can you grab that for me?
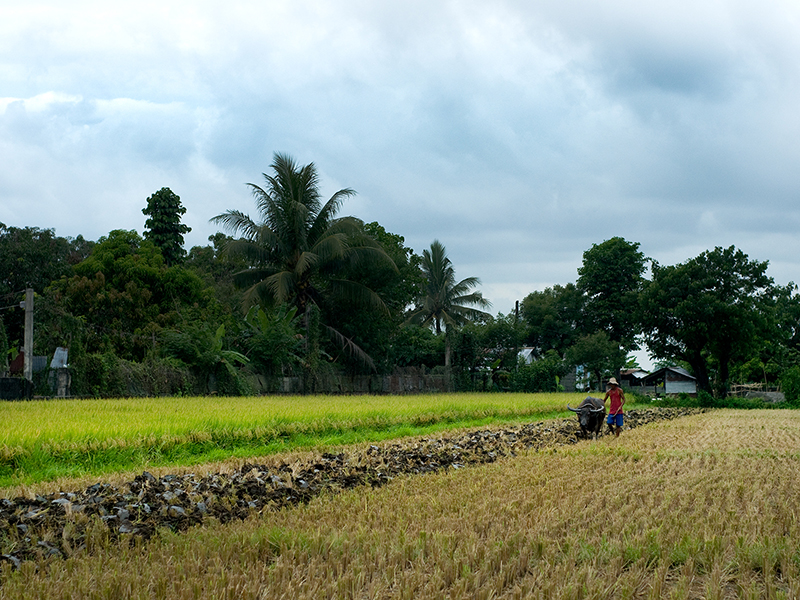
[619,368,649,388]
[642,366,697,395]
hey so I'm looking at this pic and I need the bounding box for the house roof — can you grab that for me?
[517,348,535,364]
[642,366,696,383]
[620,368,649,380]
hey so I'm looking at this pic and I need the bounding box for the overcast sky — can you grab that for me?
[2,1,800,365]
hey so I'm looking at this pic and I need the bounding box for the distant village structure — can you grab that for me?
[641,367,698,396]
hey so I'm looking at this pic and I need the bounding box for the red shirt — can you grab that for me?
[605,387,625,415]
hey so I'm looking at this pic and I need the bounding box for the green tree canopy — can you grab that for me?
[142,187,191,266]
[406,240,492,367]
[521,283,585,358]
[451,314,526,390]
[211,152,395,370]
[565,330,626,391]
[640,246,776,395]
[0,223,93,345]
[322,221,424,373]
[577,237,646,353]
[44,230,217,360]
[0,315,8,372]
[406,240,491,334]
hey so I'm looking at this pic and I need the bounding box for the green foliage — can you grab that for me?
[321,222,422,373]
[565,330,626,388]
[185,233,248,315]
[730,356,782,390]
[509,350,567,392]
[449,315,526,391]
[712,396,778,409]
[159,322,249,395]
[361,222,424,316]
[406,240,491,368]
[479,314,526,370]
[243,304,301,377]
[70,352,126,397]
[0,223,91,297]
[521,283,585,357]
[624,388,650,404]
[640,246,776,395]
[44,230,218,361]
[388,325,445,368]
[303,304,322,393]
[577,237,646,353]
[212,153,394,374]
[0,223,92,344]
[142,187,191,265]
[0,316,7,373]
[69,352,228,397]
[697,389,715,408]
[780,366,800,406]
[406,240,491,336]
[650,391,783,410]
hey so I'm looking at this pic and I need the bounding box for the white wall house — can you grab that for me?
[642,367,697,395]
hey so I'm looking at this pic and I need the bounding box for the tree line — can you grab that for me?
[1,153,798,398]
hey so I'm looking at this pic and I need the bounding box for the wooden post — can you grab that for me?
[23,288,33,383]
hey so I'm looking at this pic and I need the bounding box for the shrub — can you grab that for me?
[70,352,125,397]
[624,389,651,404]
[509,352,566,393]
[70,353,200,397]
[697,389,714,408]
[780,366,800,407]
[711,395,774,409]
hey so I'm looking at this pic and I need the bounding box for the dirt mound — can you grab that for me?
[0,407,704,569]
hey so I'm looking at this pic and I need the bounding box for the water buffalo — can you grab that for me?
[567,396,606,439]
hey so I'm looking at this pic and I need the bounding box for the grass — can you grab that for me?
[0,392,600,487]
[3,409,800,599]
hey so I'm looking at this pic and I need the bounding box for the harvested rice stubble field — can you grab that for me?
[4,409,800,599]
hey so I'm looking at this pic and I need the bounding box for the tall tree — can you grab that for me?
[521,283,585,358]
[0,223,92,346]
[43,230,215,361]
[142,187,191,266]
[211,153,394,369]
[577,237,646,353]
[322,221,424,373]
[640,246,775,395]
[565,331,626,391]
[406,240,492,366]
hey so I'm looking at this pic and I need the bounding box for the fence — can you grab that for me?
[256,366,452,395]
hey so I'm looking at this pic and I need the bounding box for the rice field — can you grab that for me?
[0,393,590,487]
[2,408,800,599]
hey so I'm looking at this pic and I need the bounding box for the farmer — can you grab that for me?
[604,377,625,437]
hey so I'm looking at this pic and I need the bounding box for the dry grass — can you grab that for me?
[3,409,800,599]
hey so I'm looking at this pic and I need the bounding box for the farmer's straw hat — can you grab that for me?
[608,377,619,386]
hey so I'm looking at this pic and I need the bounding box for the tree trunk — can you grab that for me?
[716,348,731,398]
[689,352,711,394]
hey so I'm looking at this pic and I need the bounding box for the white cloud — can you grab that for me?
[1,0,800,313]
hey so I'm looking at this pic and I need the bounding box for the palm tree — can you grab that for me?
[406,239,492,366]
[211,152,394,369]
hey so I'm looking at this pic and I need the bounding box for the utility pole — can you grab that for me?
[22,288,33,383]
